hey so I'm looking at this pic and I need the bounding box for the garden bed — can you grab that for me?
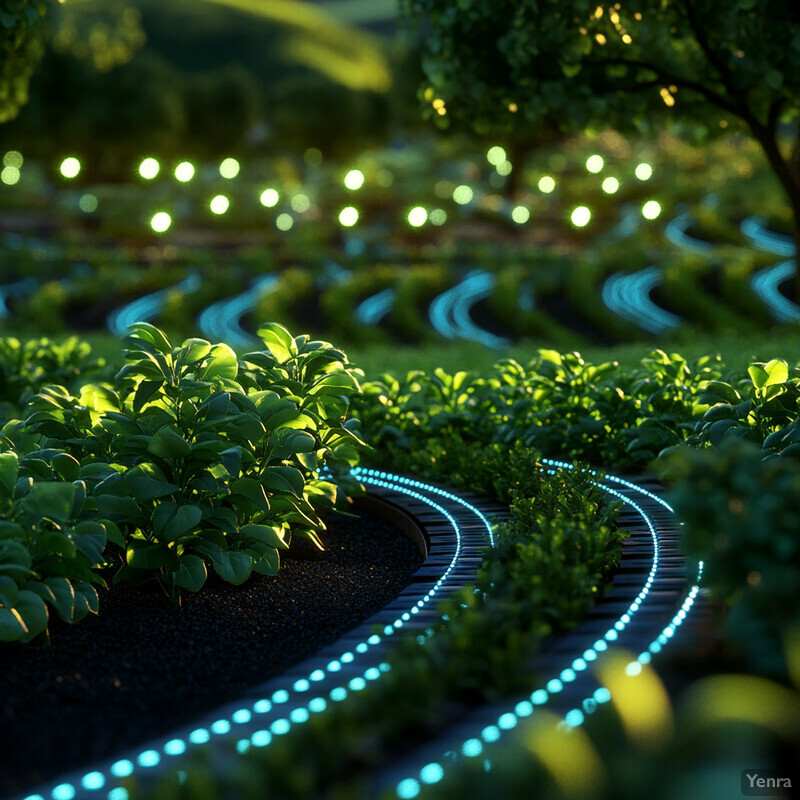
[0,504,422,798]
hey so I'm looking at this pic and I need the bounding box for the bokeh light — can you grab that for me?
[291,193,310,213]
[3,150,23,168]
[570,205,592,227]
[174,162,195,183]
[512,205,530,224]
[453,185,474,205]
[602,177,620,194]
[642,200,662,219]
[138,157,160,180]
[209,195,229,215]
[60,157,81,179]
[260,188,279,208]
[407,206,428,227]
[79,194,98,213]
[219,158,240,179]
[429,208,447,226]
[586,154,605,173]
[344,169,365,190]
[304,147,323,167]
[276,213,294,231]
[339,206,359,227]
[538,175,556,193]
[496,160,513,176]
[486,145,506,166]
[635,162,653,180]
[1,166,20,185]
[150,211,172,233]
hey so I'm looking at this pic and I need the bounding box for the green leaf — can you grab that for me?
[74,581,100,616]
[74,521,107,565]
[0,607,27,641]
[748,364,768,389]
[126,538,180,571]
[230,477,271,512]
[248,543,280,575]
[763,359,789,387]
[16,590,49,641]
[27,576,76,623]
[148,426,192,459]
[125,464,179,499]
[209,549,252,585]
[257,322,297,363]
[52,453,81,481]
[152,503,202,543]
[173,554,207,592]
[240,524,289,550]
[20,481,76,523]
[260,466,304,498]
[134,379,163,414]
[200,344,238,381]
[182,338,212,364]
[129,322,173,355]
[0,452,19,496]
[0,575,19,607]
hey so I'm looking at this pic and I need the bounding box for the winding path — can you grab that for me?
[18,466,702,800]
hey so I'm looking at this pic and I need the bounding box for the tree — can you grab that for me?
[403,0,800,290]
[0,0,58,123]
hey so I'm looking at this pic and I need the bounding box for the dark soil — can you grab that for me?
[0,507,423,798]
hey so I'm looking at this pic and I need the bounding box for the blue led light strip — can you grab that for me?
[392,462,700,799]
[21,471,493,800]
[107,274,200,337]
[601,266,683,334]
[664,209,714,254]
[355,287,396,326]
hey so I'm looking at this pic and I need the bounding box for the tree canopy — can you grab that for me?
[404,0,800,252]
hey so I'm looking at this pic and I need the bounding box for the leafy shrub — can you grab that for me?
[0,323,365,638]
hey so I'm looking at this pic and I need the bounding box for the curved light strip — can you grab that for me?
[196,274,279,349]
[749,259,800,323]
[0,277,38,318]
[740,217,795,257]
[355,287,396,325]
[664,211,714,254]
[22,470,493,800]
[392,462,703,799]
[429,271,509,349]
[107,274,200,337]
[601,267,682,334]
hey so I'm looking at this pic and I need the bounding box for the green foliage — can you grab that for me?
[658,439,800,676]
[0,323,365,636]
[357,349,719,472]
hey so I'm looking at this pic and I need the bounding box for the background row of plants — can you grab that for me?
[0,322,365,641]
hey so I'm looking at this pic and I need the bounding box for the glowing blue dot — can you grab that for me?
[251,730,272,747]
[232,709,251,725]
[271,719,291,735]
[81,772,105,791]
[547,679,563,693]
[52,785,76,800]
[327,660,342,672]
[110,760,134,778]
[462,738,483,757]
[342,652,354,663]
[254,699,271,714]
[137,750,160,768]
[565,709,584,727]
[397,778,420,799]
[108,790,128,800]
[349,677,367,691]
[594,640,608,651]
[236,739,250,754]
[309,697,327,713]
[402,613,410,621]
[330,687,348,702]
[665,626,675,638]
[380,662,391,673]
[498,713,517,730]
[393,620,403,628]
[572,658,588,671]
[531,689,548,704]
[605,630,619,641]
[368,635,381,645]
[272,689,290,703]
[594,687,612,703]
[24,795,45,800]
[293,679,310,693]
[420,763,444,784]
[560,669,577,683]
[625,661,643,676]
[515,701,534,717]
[356,643,368,653]
[211,720,231,735]
[582,698,598,714]
[481,725,501,743]
[614,621,625,631]
[290,708,309,724]
[164,739,186,756]
[649,642,662,653]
